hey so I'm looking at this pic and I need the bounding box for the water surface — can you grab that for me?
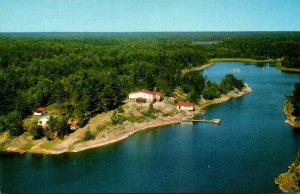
[1,62,300,192]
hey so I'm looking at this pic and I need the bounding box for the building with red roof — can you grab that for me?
[69,121,78,130]
[176,102,195,111]
[34,107,47,116]
[129,90,161,102]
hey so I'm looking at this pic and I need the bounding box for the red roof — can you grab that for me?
[176,102,194,107]
[70,121,77,126]
[35,107,46,111]
[129,90,161,96]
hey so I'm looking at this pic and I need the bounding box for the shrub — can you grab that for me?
[117,106,124,113]
[83,129,95,141]
[31,124,45,140]
[141,103,158,118]
[111,111,119,125]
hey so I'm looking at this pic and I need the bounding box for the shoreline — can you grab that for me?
[183,57,300,75]
[198,83,252,110]
[283,101,300,128]
[69,118,182,153]
[275,151,300,192]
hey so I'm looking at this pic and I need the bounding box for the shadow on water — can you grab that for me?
[293,128,300,139]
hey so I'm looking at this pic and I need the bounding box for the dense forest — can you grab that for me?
[0,32,299,138]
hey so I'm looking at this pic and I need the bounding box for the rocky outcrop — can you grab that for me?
[153,97,177,116]
[275,152,300,192]
[284,100,300,128]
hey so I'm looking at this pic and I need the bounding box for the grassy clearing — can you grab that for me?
[39,140,55,149]
[96,122,111,132]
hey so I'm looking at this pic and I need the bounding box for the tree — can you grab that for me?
[187,89,200,104]
[56,117,71,139]
[181,71,205,95]
[47,115,58,133]
[219,74,244,93]
[6,111,24,136]
[111,111,119,125]
[30,123,44,140]
[202,81,221,100]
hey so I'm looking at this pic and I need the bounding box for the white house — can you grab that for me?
[38,116,49,126]
[34,107,46,116]
[176,102,195,111]
[129,90,161,102]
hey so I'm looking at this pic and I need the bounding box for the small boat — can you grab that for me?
[232,68,240,73]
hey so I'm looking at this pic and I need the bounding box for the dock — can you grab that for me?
[190,119,221,125]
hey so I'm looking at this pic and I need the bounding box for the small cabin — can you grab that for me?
[129,90,161,102]
[69,121,78,130]
[34,107,46,116]
[176,102,195,111]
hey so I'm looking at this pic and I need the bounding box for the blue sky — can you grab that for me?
[0,0,299,32]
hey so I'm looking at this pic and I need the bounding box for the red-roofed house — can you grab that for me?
[129,90,161,102]
[34,107,47,116]
[176,102,195,111]
[69,121,78,130]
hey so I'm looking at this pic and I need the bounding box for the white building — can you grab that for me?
[129,90,161,102]
[38,116,49,126]
[34,107,46,116]
[176,102,195,111]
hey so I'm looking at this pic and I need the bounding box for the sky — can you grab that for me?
[0,0,299,32]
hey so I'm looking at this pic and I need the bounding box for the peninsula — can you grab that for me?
[0,62,252,154]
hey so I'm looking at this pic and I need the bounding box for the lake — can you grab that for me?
[1,62,300,192]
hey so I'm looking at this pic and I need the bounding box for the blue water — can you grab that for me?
[1,62,300,192]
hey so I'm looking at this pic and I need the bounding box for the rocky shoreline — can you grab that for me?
[275,151,300,193]
[283,100,300,128]
[274,99,300,192]
[0,83,252,155]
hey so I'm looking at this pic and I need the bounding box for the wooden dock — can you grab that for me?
[190,119,221,125]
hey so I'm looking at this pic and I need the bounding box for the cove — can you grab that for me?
[1,62,300,193]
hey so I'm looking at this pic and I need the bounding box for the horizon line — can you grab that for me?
[1,30,300,33]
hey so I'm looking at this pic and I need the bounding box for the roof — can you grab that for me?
[176,102,194,107]
[129,90,161,96]
[70,121,77,126]
[36,107,46,111]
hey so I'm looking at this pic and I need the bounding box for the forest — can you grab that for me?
[290,82,300,121]
[0,32,300,138]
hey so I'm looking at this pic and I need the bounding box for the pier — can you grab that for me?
[182,119,221,125]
